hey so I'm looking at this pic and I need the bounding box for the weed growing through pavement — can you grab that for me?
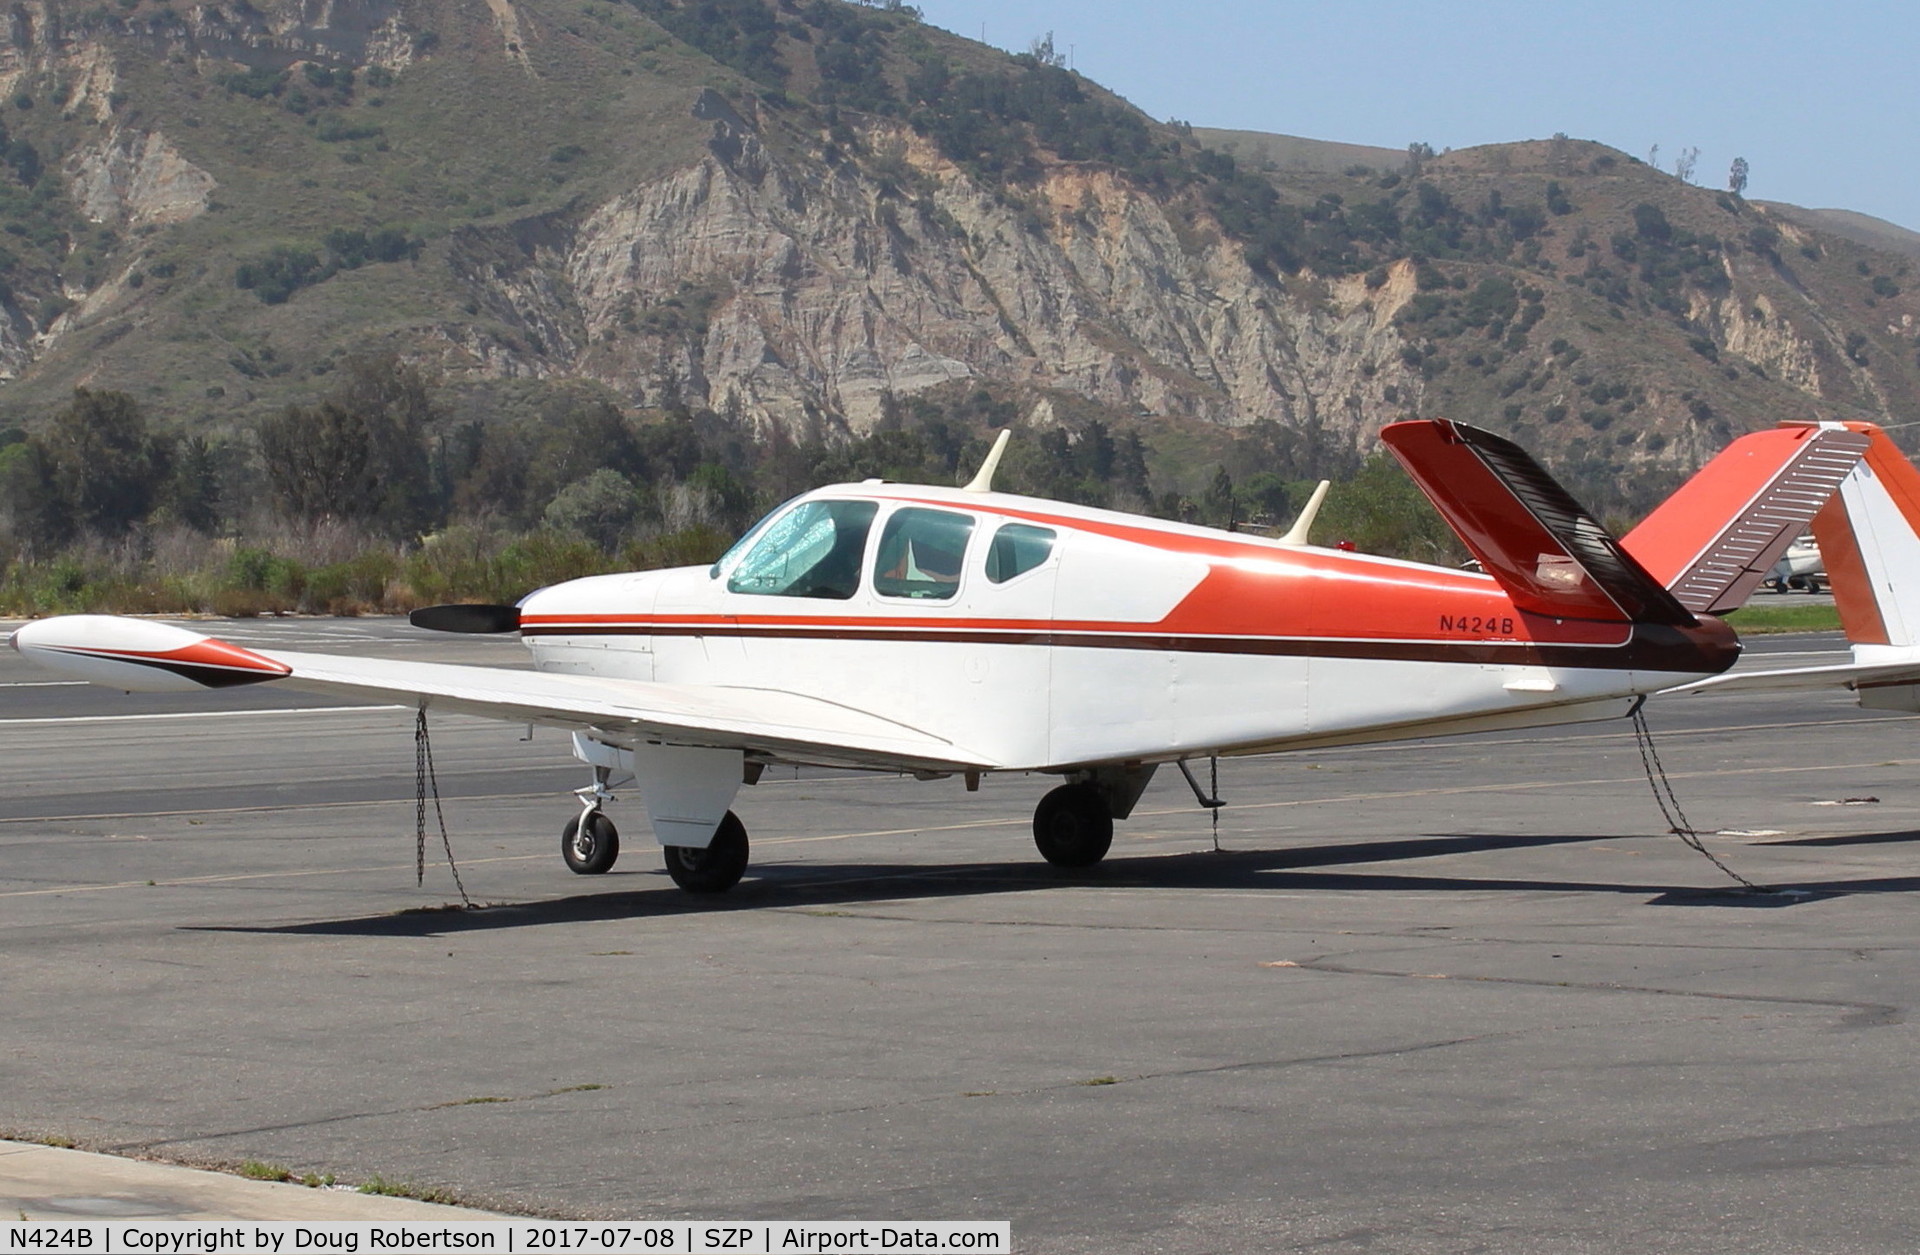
[358,1175,460,1205]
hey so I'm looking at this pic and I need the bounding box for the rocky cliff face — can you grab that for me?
[444,96,1423,441]
[129,0,419,70]
[0,0,419,377]
[69,129,216,228]
[399,81,1920,468]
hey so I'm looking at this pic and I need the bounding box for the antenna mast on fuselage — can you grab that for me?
[963,428,1014,494]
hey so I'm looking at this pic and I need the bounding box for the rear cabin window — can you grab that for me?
[725,499,878,599]
[873,508,975,601]
[985,523,1056,583]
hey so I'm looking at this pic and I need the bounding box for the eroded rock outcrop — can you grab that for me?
[448,103,1422,442]
[69,129,216,228]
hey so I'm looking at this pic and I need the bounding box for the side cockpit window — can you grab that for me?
[985,523,1055,583]
[874,508,975,601]
[725,500,878,599]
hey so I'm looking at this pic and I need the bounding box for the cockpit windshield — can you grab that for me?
[709,497,794,581]
[725,499,878,600]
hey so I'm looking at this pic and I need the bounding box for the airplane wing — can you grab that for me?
[9,616,996,774]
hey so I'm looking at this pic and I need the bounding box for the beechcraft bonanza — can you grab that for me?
[9,419,1874,895]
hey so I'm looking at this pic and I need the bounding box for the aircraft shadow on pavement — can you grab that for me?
[184,828,1920,937]
[1768,827,1920,848]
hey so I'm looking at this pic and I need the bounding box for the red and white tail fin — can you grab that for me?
[1812,423,1920,649]
[1621,423,1870,615]
[1381,419,1693,625]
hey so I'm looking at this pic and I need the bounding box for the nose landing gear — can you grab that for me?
[563,765,622,875]
[562,810,620,874]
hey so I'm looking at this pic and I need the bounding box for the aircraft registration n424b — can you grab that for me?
[9,419,1871,895]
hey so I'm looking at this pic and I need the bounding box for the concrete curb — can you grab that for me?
[1,1141,516,1221]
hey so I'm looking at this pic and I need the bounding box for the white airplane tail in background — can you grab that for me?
[1810,423,1920,709]
[1815,424,1920,650]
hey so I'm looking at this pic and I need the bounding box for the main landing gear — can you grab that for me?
[561,799,751,893]
[560,754,1162,889]
[1029,766,1156,869]
[1032,783,1114,867]
[663,811,751,893]
[563,773,752,894]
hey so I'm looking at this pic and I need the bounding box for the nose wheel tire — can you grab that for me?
[562,811,620,875]
[663,811,750,893]
[1033,783,1114,868]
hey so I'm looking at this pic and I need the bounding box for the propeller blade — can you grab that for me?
[409,603,522,634]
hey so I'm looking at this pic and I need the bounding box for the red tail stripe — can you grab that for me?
[1812,492,1887,645]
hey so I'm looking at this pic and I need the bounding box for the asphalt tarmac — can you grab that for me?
[4,618,1919,1253]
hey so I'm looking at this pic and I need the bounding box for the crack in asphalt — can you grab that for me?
[102,1082,612,1155]
[780,907,1920,962]
[1280,956,1904,1027]
[88,1008,1738,1155]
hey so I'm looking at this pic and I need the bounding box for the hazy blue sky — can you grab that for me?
[913,1,1920,233]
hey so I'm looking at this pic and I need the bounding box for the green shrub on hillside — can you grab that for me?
[630,0,787,87]
[235,247,325,304]
[221,67,288,99]
[234,226,422,302]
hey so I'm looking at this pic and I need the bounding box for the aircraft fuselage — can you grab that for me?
[517,482,1739,772]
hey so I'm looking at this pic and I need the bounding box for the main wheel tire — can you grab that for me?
[1033,783,1114,868]
[663,811,750,893]
[562,811,620,875]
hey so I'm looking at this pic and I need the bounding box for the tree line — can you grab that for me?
[0,352,1481,616]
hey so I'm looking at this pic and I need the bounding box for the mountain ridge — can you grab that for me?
[0,0,1911,516]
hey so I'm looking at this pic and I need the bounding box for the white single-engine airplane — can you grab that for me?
[9,419,1870,894]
